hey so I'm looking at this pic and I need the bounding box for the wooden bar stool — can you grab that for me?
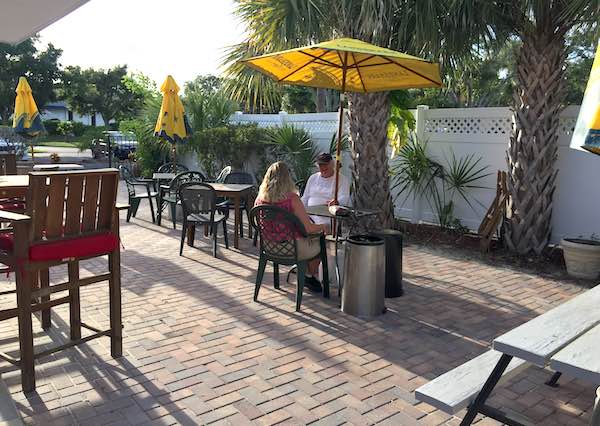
[0,168,128,392]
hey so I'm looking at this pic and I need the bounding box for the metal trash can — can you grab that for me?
[341,235,385,317]
[372,229,404,298]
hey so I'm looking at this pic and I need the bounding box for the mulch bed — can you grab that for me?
[395,220,595,288]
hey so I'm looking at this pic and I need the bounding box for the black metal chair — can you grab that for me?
[157,171,206,228]
[250,205,329,311]
[119,165,158,223]
[217,172,255,238]
[179,182,228,258]
[295,179,307,197]
[215,166,232,183]
[157,163,189,173]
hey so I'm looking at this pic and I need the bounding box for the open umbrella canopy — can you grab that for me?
[13,76,45,138]
[243,37,442,203]
[154,75,191,144]
[243,38,442,92]
[0,0,89,44]
[570,41,600,155]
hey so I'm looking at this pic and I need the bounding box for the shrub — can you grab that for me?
[191,124,267,178]
[56,121,74,136]
[72,121,86,137]
[0,126,27,159]
[43,119,60,135]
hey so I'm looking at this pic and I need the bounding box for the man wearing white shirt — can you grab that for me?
[301,152,351,225]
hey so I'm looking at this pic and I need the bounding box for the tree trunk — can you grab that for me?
[315,88,326,112]
[504,31,566,255]
[347,92,394,229]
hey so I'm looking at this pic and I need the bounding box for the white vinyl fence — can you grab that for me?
[229,105,598,243]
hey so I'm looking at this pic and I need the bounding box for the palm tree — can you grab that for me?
[448,1,598,254]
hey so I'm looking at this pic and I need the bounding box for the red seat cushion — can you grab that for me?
[0,200,26,211]
[0,232,118,262]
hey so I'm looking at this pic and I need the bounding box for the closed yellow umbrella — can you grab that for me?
[570,41,600,155]
[154,75,191,167]
[13,76,45,160]
[243,37,442,202]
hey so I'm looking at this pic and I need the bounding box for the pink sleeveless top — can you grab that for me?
[254,193,301,241]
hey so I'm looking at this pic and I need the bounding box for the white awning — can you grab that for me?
[0,0,90,44]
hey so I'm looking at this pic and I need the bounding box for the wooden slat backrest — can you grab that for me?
[26,169,119,243]
[0,153,17,175]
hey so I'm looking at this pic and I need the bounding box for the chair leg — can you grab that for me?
[320,236,330,299]
[296,262,306,312]
[148,196,156,223]
[222,220,229,249]
[273,263,280,289]
[15,264,35,392]
[68,261,81,340]
[39,269,51,329]
[212,223,218,258]
[170,202,177,229]
[179,221,187,256]
[253,231,258,247]
[130,198,140,219]
[254,255,267,302]
[157,195,163,226]
[108,249,123,358]
[239,213,244,239]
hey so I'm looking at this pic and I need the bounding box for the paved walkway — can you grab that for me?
[0,187,597,425]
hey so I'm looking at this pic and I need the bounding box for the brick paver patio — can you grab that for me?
[0,186,597,425]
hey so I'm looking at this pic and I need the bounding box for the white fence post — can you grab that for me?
[410,105,429,224]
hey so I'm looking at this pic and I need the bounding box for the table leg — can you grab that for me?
[234,195,241,249]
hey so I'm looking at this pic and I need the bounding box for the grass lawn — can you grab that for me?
[35,141,78,148]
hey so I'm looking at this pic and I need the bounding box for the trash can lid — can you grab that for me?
[347,234,384,245]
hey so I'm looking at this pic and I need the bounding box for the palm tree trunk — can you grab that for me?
[504,31,566,255]
[347,92,394,229]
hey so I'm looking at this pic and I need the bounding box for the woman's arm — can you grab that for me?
[291,193,326,234]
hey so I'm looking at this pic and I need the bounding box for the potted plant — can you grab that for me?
[561,235,600,279]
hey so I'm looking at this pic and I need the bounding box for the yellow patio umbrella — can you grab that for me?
[570,41,600,155]
[13,76,45,160]
[154,75,191,167]
[243,37,442,202]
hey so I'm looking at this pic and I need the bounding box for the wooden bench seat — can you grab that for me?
[415,350,527,414]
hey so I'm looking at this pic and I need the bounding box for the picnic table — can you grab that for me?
[152,173,254,249]
[416,283,600,425]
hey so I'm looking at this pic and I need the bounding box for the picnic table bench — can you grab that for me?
[416,284,600,425]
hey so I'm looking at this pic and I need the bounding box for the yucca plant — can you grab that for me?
[392,136,489,230]
[266,124,317,183]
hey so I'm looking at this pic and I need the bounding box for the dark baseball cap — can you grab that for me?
[316,152,333,164]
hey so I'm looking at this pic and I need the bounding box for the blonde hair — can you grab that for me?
[258,161,298,203]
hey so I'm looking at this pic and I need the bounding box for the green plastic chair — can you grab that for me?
[249,205,329,311]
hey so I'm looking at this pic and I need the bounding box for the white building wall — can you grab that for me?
[231,106,591,244]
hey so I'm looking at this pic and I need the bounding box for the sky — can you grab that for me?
[38,0,244,89]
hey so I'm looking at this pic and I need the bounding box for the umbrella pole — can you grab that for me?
[333,98,344,205]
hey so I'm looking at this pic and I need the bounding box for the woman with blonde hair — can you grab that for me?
[255,161,327,292]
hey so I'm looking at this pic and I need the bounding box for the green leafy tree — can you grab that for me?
[183,75,236,132]
[122,72,159,103]
[60,65,143,127]
[0,37,62,123]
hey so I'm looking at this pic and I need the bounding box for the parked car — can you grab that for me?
[104,131,138,160]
